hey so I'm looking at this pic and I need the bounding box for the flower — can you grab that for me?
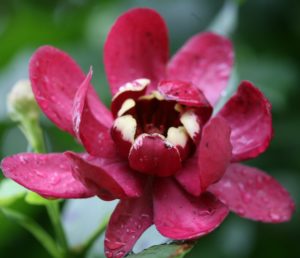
[1,8,294,258]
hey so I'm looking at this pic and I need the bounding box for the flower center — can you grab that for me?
[110,79,209,177]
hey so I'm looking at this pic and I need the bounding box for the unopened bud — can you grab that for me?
[7,79,39,121]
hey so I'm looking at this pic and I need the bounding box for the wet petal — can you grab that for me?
[30,45,112,136]
[72,68,115,158]
[104,8,169,94]
[158,80,212,110]
[153,178,229,239]
[65,152,144,200]
[218,81,273,162]
[111,115,137,157]
[111,79,149,118]
[1,153,94,198]
[128,134,181,177]
[168,32,233,106]
[176,117,231,196]
[209,164,295,223]
[104,188,153,258]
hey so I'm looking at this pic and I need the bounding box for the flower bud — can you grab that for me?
[7,79,39,121]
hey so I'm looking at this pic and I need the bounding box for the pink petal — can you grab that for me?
[158,80,211,108]
[30,46,112,136]
[104,188,153,258]
[1,153,94,199]
[72,68,116,158]
[65,152,144,200]
[176,116,232,195]
[153,178,229,239]
[110,79,148,118]
[104,8,169,94]
[209,164,295,223]
[158,80,212,123]
[167,32,233,106]
[128,134,181,177]
[218,81,273,162]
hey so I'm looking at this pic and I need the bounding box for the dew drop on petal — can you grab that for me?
[268,211,281,222]
[236,205,246,216]
[105,239,125,250]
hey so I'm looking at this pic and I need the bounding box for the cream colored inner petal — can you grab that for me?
[166,126,189,148]
[113,115,137,143]
[139,90,164,101]
[117,98,136,117]
[180,110,200,139]
[118,78,150,93]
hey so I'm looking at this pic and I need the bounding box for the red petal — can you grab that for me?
[72,68,116,158]
[1,153,94,198]
[110,79,149,118]
[30,46,112,136]
[158,80,213,123]
[158,80,211,108]
[209,164,295,223]
[168,32,233,106]
[104,8,169,95]
[153,178,229,239]
[104,188,153,258]
[175,154,201,196]
[128,134,181,177]
[218,81,273,162]
[176,116,232,195]
[65,152,144,200]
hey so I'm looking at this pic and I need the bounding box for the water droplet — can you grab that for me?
[268,211,281,222]
[238,182,245,191]
[242,192,252,203]
[19,155,29,164]
[115,251,125,258]
[33,169,44,178]
[236,205,245,216]
[105,239,125,250]
[105,250,113,258]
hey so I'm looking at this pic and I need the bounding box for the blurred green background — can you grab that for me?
[0,0,299,257]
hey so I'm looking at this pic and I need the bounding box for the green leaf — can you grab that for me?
[0,207,62,258]
[0,178,28,206]
[25,191,59,206]
[127,242,195,258]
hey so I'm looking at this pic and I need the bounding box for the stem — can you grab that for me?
[46,201,69,255]
[20,117,46,153]
[20,116,69,256]
[0,207,62,258]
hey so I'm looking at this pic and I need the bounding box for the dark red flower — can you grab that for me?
[1,8,294,258]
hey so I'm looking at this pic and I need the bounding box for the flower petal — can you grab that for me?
[168,32,233,106]
[153,178,229,239]
[110,79,149,118]
[209,164,295,223]
[65,152,144,200]
[72,68,115,158]
[218,81,273,162]
[176,116,232,195]
[1,153,94,198]
[128,134,181,177]
[104,8,169,95]
[158,80,213,125]
[104,189,153,258]
[158,80,212,109]
[30,45,112,136]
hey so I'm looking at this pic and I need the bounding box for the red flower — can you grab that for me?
[1,8,294,258]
